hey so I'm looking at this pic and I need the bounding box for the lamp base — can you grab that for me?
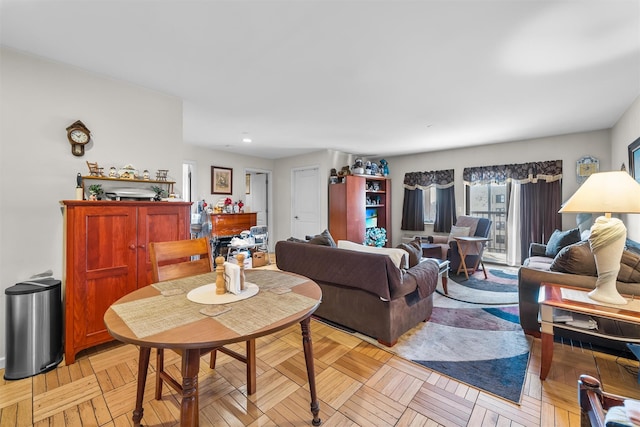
[588,216,628,305]
[587,286,627,305]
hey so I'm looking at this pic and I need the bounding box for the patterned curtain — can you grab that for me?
[462,160,563,185]
[404,169,455,189]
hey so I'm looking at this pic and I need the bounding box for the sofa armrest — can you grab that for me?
[529,243,547,258]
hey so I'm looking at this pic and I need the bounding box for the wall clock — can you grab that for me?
[66,120,91,156]
[576,155,599,184]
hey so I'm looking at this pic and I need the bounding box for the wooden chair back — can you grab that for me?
[149,237,213,283]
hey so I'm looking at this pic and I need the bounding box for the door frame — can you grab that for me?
[244,167,273,251]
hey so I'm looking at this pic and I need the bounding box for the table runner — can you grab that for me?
[111,270,318,338]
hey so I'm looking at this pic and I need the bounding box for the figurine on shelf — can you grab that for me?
[379,159,389,176]
[233,202,239,213]
[143,170,150,180]
[352,158,364,175]
[109,167,117,178]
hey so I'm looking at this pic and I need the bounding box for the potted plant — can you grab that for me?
[151,185,167,201]
[88,184,102,200]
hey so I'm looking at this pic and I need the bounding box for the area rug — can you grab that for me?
[356,267,531,404]
[440,267,519,305]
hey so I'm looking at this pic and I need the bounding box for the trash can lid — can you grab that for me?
[5,278,61,295]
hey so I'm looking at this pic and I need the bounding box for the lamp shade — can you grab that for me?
[559,171,640,214]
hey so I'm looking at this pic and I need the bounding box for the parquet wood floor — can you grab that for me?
[2,318,639,427]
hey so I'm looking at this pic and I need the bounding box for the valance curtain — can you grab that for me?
[402,169,455,232]
[462,160,563,185]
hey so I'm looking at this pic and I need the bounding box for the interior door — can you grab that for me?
[292,166,320,239]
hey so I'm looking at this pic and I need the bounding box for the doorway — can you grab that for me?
[244,168,272,250]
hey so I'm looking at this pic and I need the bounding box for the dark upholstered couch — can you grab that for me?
[275,240,439,346]
[519,239,640,351]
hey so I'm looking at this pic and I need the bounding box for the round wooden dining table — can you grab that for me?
[104,269,322,427]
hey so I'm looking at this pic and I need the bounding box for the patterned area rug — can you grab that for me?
[439,267,519,305]
[357,266,531,404]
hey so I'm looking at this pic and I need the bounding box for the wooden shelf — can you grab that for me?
[82,175,175,185]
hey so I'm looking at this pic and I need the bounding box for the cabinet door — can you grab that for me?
[67,205,138,359]
[137,204,190,287]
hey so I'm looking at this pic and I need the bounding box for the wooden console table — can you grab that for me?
[539,283,640,380]
[210,212,257,237]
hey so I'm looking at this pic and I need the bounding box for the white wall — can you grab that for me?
[612,95,640,241]
[0,48,183,367]
[385,130,612,246]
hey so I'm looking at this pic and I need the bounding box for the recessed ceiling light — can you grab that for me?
[242,137,252,143]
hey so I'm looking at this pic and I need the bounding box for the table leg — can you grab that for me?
[456,242,470,279]
[246,339,257,395]
[540,332,553,380]
[133,347,151,427]
[180,349,201,427]
[300,317,321,426]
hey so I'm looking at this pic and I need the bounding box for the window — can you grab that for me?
[423,186,437,223]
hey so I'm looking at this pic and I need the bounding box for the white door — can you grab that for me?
[292,167,320,239]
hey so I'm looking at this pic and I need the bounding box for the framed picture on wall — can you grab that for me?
[211,166,232,194]
[629,137,640,183]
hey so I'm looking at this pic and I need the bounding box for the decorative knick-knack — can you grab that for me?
[215,256,226,295]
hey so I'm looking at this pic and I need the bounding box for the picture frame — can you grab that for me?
[245,174,251,194]
[211,166,232,195]
[629,137,640,183]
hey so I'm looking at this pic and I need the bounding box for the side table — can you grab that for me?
[420,243,443,259]
[453,236,489,279]
[539,283,640,380]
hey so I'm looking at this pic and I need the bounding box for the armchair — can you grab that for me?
[426,216,492,273]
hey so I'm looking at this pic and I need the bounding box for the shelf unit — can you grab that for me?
[81,175,175,196]
[329,174,391,246]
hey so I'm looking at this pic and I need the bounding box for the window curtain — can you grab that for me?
[401,188,424,231]
[463,160,563,265]
[402,169,455,231]
[434,186,456,232]
[519,179,562,264]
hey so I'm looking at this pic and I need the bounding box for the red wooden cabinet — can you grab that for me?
[329,175,391,246]
[62,201,191,364]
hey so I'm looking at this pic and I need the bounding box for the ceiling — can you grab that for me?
[2,1,639,160]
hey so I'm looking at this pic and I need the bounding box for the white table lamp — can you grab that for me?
[559,171,640,305]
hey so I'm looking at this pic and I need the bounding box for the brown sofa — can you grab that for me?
[519,239,640,351]
[275,240,439,346]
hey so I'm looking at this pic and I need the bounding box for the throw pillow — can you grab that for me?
[396,242,421,268]
[447,225,470,243]
[307,229,337,247]
[337,240,408,269]
[618,250,640,283]
[544,228,581,258]
[550,241,597,276]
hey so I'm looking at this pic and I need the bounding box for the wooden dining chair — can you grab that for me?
[149,237,257,399]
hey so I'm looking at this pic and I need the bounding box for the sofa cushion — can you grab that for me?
[448,225,470,243]
[396,242,421,268]
[306,229,337,247]
[544,228,581,257]
[619,250,640,283]
[524,256,554,271]
[550,241,597,276]
[549,241,640,283]
[337,240,408,269]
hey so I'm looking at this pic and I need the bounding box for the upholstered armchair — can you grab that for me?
[426,216,492,273]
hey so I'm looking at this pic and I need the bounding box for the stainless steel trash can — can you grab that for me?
[4,278,63,380]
